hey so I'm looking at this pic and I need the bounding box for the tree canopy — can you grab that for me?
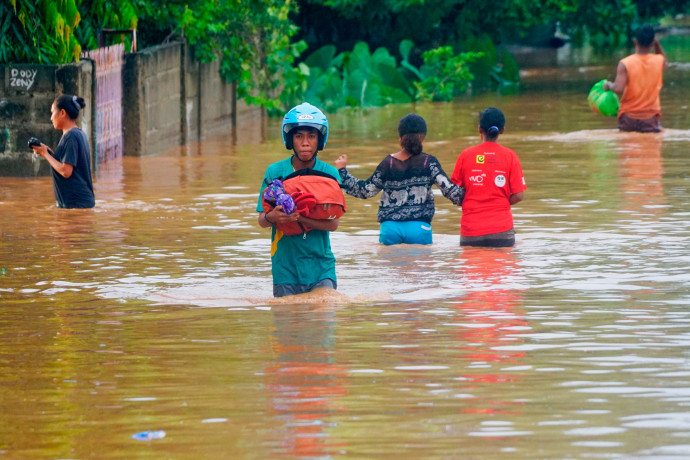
[2,0,687,112]
[293,0,690,53]
[134,0,306,111]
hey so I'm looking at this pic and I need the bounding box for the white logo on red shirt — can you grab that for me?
[495,175,506,187]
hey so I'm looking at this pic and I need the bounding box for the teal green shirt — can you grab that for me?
[257,157,341,286]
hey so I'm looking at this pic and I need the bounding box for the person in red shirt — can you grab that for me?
[603,24,667,133]
[450,107,526,247]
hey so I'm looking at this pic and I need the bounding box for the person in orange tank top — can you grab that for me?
[603,24,668,133]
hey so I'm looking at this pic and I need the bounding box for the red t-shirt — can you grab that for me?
[450,142,526,237]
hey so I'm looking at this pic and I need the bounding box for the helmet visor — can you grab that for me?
[283,123,327,137]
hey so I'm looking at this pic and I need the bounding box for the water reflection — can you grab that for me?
[264,304,347,457]
[95,155,125,201]
[617,133,665,215]
[1,53,690,458]
[454,248,528,415]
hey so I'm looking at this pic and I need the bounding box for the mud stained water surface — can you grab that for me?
[1,37,690,459]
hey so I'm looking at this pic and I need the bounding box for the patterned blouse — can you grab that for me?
[339,153,465,223]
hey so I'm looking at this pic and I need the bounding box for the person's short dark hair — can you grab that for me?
[398,113,427,137]
[398,113,426,156]
[55,94,85,120]
[479,107,505,139]
[635,24,655,48]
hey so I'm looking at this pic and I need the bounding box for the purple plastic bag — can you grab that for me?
[276,193,295,215]
[263,178,295,214]
[263,179,285,203]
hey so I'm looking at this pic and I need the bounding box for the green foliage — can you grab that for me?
[463,36,520,93]
[135,1,218,62]
[413,47,482,102]
[296,0,690,52]
[636,0,690,19]
[1,0,82,63]
[302,39,489,109]
[75,0,139,51]
[301,45,345,111]
[343,42,413,107]
[137,0,307,113]
[2,0,306,113]
[225,1,307,113]
[303,42,414,111]
[561,0,637,47]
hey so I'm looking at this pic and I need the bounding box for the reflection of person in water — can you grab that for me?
[618,134,665,214]
[263,304,347,457]
[453,247,528,413]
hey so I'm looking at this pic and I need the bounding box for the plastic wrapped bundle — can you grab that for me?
[261,169,346,235]
[263,179,295,214]
[276,193,296,215]
[588,79,620,117]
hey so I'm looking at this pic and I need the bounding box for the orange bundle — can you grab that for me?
[262,169,346,235]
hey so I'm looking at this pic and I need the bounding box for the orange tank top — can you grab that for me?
[619,54,664,119]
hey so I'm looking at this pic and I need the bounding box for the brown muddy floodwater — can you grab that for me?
[1,48,690,458]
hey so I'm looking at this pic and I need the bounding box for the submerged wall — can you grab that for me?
[1,41,264,176]
[123,41,265,157]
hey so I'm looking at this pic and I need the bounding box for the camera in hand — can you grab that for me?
[28,137,42,148]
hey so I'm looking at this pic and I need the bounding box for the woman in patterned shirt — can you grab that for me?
[335,113,464,245]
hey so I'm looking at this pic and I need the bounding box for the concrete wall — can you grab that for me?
[1,40,264,175]
[122,42,183,157]
[0,61,95,177]
[181,48,236,141]
[124,41,265,156]
[181,44,201,144]
[198,57,236,138]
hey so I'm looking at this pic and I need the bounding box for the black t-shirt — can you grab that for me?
[51,128,95,208]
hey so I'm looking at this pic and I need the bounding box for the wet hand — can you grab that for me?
[335,154,347,169]
[31,143,49,158]
[271,206,300,223]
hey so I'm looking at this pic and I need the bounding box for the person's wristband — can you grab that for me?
[263,212,274,225]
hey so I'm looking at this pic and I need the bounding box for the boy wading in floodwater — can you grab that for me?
[257,103,342,297]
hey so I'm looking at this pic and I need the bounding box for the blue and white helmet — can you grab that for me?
[282,103,329,151]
